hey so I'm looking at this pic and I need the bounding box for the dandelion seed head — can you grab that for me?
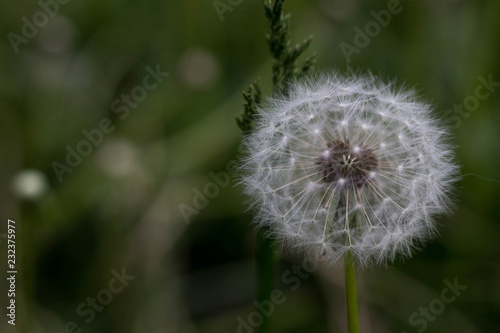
[239,73,458,267]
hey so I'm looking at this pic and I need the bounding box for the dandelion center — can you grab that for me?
[315,139,378,188]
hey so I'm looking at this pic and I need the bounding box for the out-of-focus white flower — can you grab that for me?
[98,139,139,177]
[240,73,458,267]
[12,169,49,200]
[38,15,77,54]
[177,47,220,90]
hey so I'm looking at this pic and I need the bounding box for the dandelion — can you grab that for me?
[12,169,50,201]
[240,73,458,268]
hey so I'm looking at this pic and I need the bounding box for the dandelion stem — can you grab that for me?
[256,228,276,333]
[345,251,361,333]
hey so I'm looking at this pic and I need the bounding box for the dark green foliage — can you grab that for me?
[236,79,262,133]
[236,0,316,133]
[264,0,315,95]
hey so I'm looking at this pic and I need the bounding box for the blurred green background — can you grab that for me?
[1,0,499,332]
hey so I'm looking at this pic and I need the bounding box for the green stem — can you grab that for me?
[345,251,361,333]
[256,228,276,333]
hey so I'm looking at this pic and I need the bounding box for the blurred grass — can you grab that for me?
[0,0,499,332]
